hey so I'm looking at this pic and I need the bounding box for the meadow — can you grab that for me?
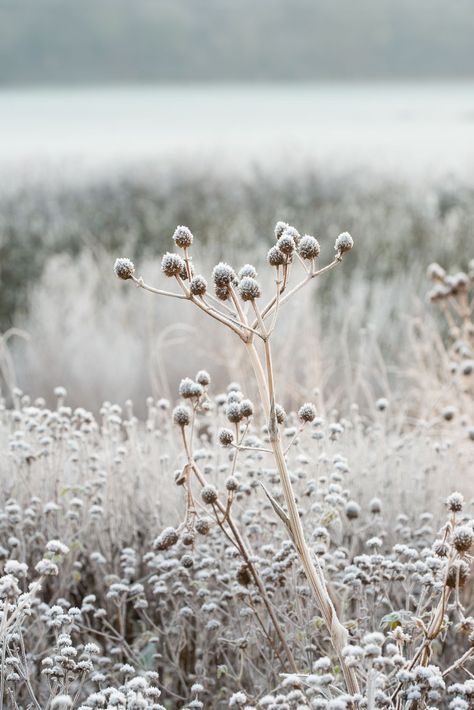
[0,166,473,709]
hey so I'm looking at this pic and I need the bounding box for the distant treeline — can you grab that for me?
[1,0,474,85]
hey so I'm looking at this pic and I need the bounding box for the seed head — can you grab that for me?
[278,233,296,256]
[236,564,252,586]
[298,235,320,260]
[274,221,289,240]
[267,246,285,267]
[181,554,194,568]
[298,402,317,423]
[345,501,361,520]
[173,225,193,249]
[215,285,231,301]
[195,519,210,535]
[226,403,243,423]
[238,264,257,279]
[196,370,211,386]
[239,399,254,418]
[453,525,474,553]
[218,428,234,447]
[335,232,353,255]
[190,275,207,296]
[446,560,470,588]
[447,492,464,513]
[212,262,236,287]
[275,404,286,424]
[369,497,382,514]
[154,527,179,551]
[225,476,239,491]
[427,262,446,281]
[173,405,191,427]
[433,539,449,557]
[114,258,135,280]
[239,276,261,301]
[161,252,185,277]
[179,378,203,399]
[282,225,301,245]
[201,485,218,505]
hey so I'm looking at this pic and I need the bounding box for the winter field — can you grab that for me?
[1,85,474,710]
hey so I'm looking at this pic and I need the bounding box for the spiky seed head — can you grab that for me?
[274,221,289,240]
[298,235,321,260]
[238,264,257,280]
[201,485,218,505]
[225,476,239,491]
[181,554,194,568]
[335,232,353,254]
[154,527,179,551]
[282,225,301,245]
[226,403,243,423]
[446,560,470,588]
[453,525,474,553]
[345,501,361,520]
[239,399,254,418]
[275,404,286,424]
[212,262,236,287]
[173,225,193,249]
[298,402,317,423]
[182,532,194,546]
[427,262,446,282]
[161,252,185,277]
[179,378,203,399]
[196,370,211,387]
[195,519,210,535]
[239,276,261,302]
[173,405,191,427]
[267,245,285,267]
[433,539,449,557]
[215,285,231,301]
[227,390,243,404]
[218,428,234,447]
[190,275,207,296]
[369,497,382,514]
[227,382,241,392]
[447,492,464,513]
[277,233,296,255]
[114,258,135,280]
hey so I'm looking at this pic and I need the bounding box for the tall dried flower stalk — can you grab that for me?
[114,223,359,694]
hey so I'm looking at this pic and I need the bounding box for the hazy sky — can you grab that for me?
[1,0,474,85]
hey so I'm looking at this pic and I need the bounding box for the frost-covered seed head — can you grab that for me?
[190,275,207,296]
[274,221,289,240]
[238,264,257,279]
[201,485,218,505]
[196,370,211,386]
[218,428,234,447]
[453,525,474,553]
[298,403,317,423]
[267,246,285,267]
[275,404,286,424]
[212,262,235,287]
[335,232,354,254]
[369,498,382,514]
[298,235,321,260]
[226,403,243,423]
[195,519,210,535]
[239,399,254,418]
[446,560,470,588]
[161,252,185,277]
[433,539,449,557]
[179,378,203,399]
[173,405,191,427]
[173,225,193,248]
[215,285,231,301]
[345,501,361,520]
[278,233,296,255]
[114,258,135,280]
[447,492,464,513]
[427,262,446,281]
[181,554,194,568]
[154,527,179,551]
[225,476,239,491]
[239,277,261,301]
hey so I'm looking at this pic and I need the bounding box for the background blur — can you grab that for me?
[1,0,474,412]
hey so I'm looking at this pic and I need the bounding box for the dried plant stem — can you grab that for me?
[180,429,298,673]
[244,338,360,697]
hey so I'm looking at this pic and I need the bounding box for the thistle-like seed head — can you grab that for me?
[238,264,257,279]
[196,370,211,387]
[238,276,261,302]
[173,225,194,249]
[190,275,207,296]
[267,246,285,267]
[173,405,191,427]
[453,525,474,553]
[298,235,320,260]
[218,428,234,447]
[201,485,218,505]
[298,402,317,423]
[274,221,289,240]
[277,233,296,256]
[161,252,185,277]
[447,492,464,512]
[335,232,354,255]
[212,262,236,287]
[114,258,135,280]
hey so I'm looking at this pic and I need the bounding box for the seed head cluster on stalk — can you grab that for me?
[115,222,361,695]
